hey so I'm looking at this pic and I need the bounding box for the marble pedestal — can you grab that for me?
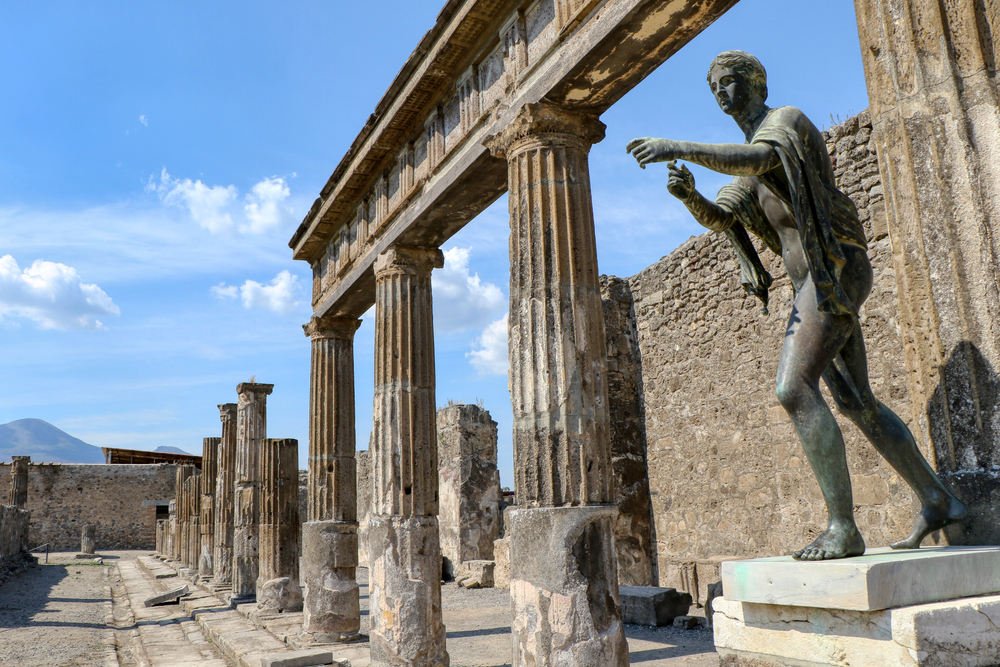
[714,546,1000,666]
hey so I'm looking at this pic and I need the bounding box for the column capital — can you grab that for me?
[302,315,362,341]
[218,403,237,423]
[236,382,274,397]
[483,101,606,159]
[373,244,444,279]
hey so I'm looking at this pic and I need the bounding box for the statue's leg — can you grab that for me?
[822,319,968,549]
[776,281,865,560]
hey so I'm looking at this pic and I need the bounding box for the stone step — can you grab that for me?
[136,554,178,580]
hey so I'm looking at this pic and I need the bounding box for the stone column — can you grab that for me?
[214,403,238,587]
[167,499,176,558]
[257,438,303,611]
[484,102,628,667]
[232,382,274,601]
[81,525,96,555]
[854,0,1000,543]
[302,315,363,641]
[8,456,29,509]
[173,465,194,562]
[200,437,219,579]
[369,244,448,667]
[437,404,501,579]
[188,474,201,575]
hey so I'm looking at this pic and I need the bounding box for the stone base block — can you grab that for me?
[368,514,448,667]
[509,506,628,667]
[619,585,692,626]
[456,560,494,589]
[257,576,303,613]
[144,584,189,607]
[493,537,510,590]
[302,520,360,640]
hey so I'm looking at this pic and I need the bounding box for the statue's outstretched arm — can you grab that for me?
[667,161,737,232]
[628,137,778,176]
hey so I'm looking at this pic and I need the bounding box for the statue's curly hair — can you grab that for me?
[707,51,767,102]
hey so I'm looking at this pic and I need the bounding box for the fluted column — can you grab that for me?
[200,438,219,580]
[483,101,627,667]
[232,382,273,601]
[8,456,29,508]
[214,403,237,587]
[369,244,448,667]
[187,474,201,573]
[302,315,363,641]
[257,438,303,611]
[173,464,195,562]
[854,0,1000,543]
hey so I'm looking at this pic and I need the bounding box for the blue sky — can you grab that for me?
[0,1,869,485]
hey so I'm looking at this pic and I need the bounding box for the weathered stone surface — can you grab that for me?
[492,537,510,590]
[200,436,219,579]
[259,650,335,667]
[302,315,362,637]
[356,449,371,565]
[855,0,1000,546]
[714,593,1000,667]
[600,276,657,587]
[723,546,1000,612]
[455,560,494,589]
[214,403,237,587]
[80,524,96,555]
[368,515,448,667]
[8,455,28,508]
[619,585,692,626]
[437,403,501,579]
[257,438,302,612]
[509,506,628,667]
[143,583,189,607]
[232,382,273,601]
[0,504,30,567]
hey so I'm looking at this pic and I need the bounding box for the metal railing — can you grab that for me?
[28,542,50,563]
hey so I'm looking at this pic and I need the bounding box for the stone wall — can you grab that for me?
[0,463,177,550]
[624,111,928,588]
[0,504,31,574]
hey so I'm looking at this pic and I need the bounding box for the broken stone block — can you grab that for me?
[619,585,692,626]
[672,615,699,630]
[143,583,190,607]
[455,560,494,589]
[705,581,723,628]
[492,537,510,590]
[259,650,335,667]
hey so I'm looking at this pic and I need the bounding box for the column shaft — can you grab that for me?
[200,438,219,579]
[214,403,237,587]
[173,465,194,562]
[369,244,448,667]
[302,315,363,641]
[232,382,274,600]
[257,438,303,611]
[8,456,29,509]
[484,101,627,667]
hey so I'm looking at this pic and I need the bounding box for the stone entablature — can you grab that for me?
[289,0,740,319]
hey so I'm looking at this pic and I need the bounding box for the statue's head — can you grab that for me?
[707,51,767,114]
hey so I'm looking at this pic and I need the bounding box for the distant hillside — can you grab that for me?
[0,418,105,463]
[155,445,193,455]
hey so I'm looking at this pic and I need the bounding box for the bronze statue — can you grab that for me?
[627,51,967,560]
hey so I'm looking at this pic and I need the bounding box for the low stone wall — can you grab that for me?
[0,463,177,550]
[623,111,927,589]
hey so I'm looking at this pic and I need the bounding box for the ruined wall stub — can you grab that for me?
[854,0,1000,544]
[214,403,238,587]
[600,276,658,587]
[437,403,501,578]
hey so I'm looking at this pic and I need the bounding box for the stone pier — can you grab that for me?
[257,438,303,612]
[173,465,195,562]
[302,315,363,641]
[369,244,448,667]
[200,438,218,579]
[8,456,29,508]
[484,102,628,667]
[214,403,238,587]
[232,382,273,602]
[437,404,501,579]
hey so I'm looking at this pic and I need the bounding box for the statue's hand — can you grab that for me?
[626,137,681,169]
[666,161,695,201]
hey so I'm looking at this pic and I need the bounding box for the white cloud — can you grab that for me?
[0,255,120,330]
[433,247,506,333]
[243,177,292,233]
[139,115,148,127]
[147,168,237,233]
[467,313,509,376]
[213,270,301,314]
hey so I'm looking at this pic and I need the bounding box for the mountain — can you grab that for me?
[0,418,106,463]
[155,445,193,455]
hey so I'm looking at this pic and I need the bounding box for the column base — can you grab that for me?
[302,520,360,637]
[509,506,628,667]
[368,515,448,667]
[212,547,233,588]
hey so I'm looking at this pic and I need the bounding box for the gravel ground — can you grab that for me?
[0,552,112,667]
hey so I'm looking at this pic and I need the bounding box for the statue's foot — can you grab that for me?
[890,496,968,550]
[793,525,865,561]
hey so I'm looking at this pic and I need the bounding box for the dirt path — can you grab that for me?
[0,553,113,667]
